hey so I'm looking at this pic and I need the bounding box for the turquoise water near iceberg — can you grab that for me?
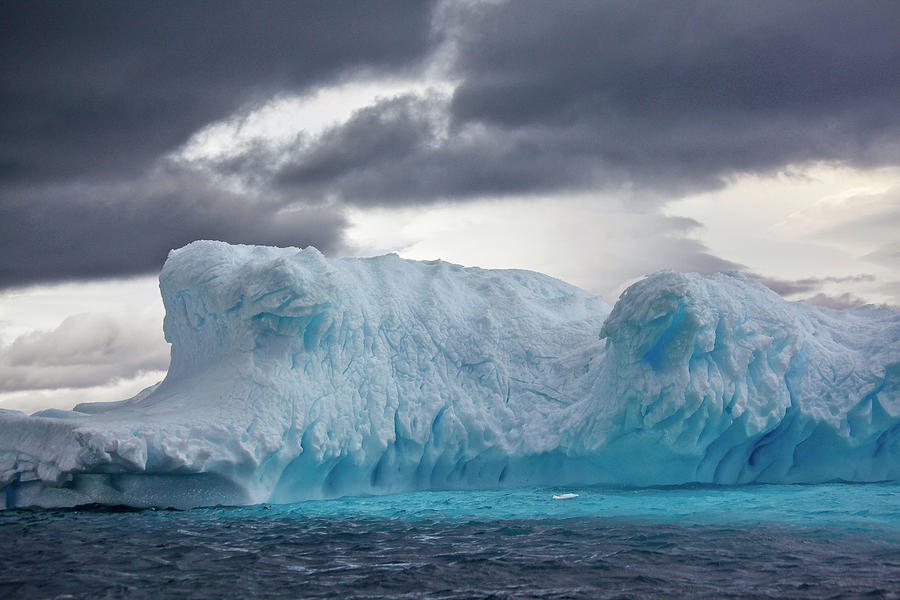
[3,483,900,599]
[242,482,900,529]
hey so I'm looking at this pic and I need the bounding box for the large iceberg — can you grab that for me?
[2,241,898,509]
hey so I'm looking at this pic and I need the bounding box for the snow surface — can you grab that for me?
[2,241,898,509]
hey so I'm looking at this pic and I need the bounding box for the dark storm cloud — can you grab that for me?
[273,93,697,206]
[267,0,899,205]
[0,0,437,184]
[0,167,346,288]
[0,0,436,287]
[3,0,899,287]
[274,94,601,204]
[449,0,900,182]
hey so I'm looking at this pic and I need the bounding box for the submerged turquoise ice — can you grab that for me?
[1,241,899,509]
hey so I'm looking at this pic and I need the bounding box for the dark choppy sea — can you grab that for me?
[3,483,900,599]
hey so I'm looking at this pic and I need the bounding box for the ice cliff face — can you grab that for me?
[571,273,900,485]
[2,241,898,509]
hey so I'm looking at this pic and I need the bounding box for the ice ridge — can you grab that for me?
[1,241,898,509]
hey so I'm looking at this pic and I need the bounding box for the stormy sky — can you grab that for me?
[2,0,899,411]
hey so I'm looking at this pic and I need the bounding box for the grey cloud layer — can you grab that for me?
[0,0,437,184]
[2,0,899,288]
[749,274,878,298]
[0,168,346,287]
[451,1,899,177]
[274,95,592,204]
[259,0,900,205]
[800,293,869,310]
[0,311,169,392]
[0,0,436,287]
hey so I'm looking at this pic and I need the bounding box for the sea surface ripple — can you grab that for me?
[2,483,900,599]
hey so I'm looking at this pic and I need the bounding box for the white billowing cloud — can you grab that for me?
[0,276,163,343]
[0,308,169,393]
[0,273,170,413]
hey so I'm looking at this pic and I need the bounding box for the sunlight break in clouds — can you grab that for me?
[175,79,455,166]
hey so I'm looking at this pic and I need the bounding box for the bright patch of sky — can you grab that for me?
[665,164,900,304]
[343,163,900,306]
[0,277,168,412]
[176,78,455,165]
[0,276,164,343]
[0,370,167,414]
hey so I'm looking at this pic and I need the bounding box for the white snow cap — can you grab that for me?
[1,242,897,509]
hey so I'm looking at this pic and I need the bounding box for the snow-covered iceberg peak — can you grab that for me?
[1,242,898,510]
[160,243,338,377]
[569,271,900,484]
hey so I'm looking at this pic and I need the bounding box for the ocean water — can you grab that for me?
[3,483,900,599]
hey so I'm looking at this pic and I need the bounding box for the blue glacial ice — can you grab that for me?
[1,241,898,509]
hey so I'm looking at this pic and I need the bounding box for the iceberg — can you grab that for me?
[1,241,898,509]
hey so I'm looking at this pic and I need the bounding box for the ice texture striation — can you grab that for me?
[2,241,898,509]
